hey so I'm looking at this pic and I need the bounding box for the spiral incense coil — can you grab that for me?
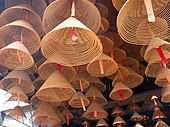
[43,0,101,33]
[5,0,47,18]
[0,4,43,36]
[111,0,127,11]
[95,3,109,18]
[41,17,103,66]
[0,20,40,54]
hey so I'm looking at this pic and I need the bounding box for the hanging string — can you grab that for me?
[70,0,78,41]
[118,70,124,82]
[144,0,155,22]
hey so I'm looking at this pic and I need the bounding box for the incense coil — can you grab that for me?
[8,106,26,119]
[1,70,35,95]
[0,41,34,70]
[111,0,127,11]
[41,17,103,66]
[55,108,66,125]
[86,53,118,77]
[7,85,28,102]
[95,3,109,18]
[113,67,143,89]
[96,119,109,127]
[111,48,126,63]
[110,82,133,100]
[33,76,45,91]
[30,102,61,125]
[36,71,76,102]
[126,103,140,112]
[145,49,170,78]
[140,45,148,58]
[144,37,170,62]
[70,74,90,91]
[152,107,166,120]
[85,85,107,106]
[87,76,106,92]
[161,85,170,103]
[98,36,114,54]
[69,92,90,109]
[155,67,170,86]
[111,106,125,117]
[0,20,40,54]
[24,63,37,75]
[0,4,43,36]
[5,0,47,18]
[0,65,8,77]
[122,57,139,72]
[62,109,74,120]
[107,64,129,80]
[155,119,169,127]
[117,0,170,45]
[97,18,110,34]
[120,43,144,62]
[130,112,142,122]
[83,101,108,120]
[38,59,77,81]
[112,115,126,126]
[43,0,101,33]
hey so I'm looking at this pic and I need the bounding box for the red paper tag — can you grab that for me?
[94,111,98,118]
[156,47,168,65]
[119,89,124,101]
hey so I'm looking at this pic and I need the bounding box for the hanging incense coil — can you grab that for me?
[83,101,108,120]
[98,36,114,54]
[126,103,140,112]
[69,92,90,109]
[33,76,45,91]
[144,37,170,62]
[36,71,76,102]
[152,107,166,120]
[5,0,47,18]
[111,0,127,11]
[149,101,163,110]
[7,85,28,102]
[85,85,107,106]
[96,119,109,127]
[87,53,118,77]
[105,32,125,48]
[1,70,35,95]
[43,0,101,33]
[107,64,129,80]
[138,63,146,76]
[120,43,144,62]
[30,102,61,126]
[140,45,148,58]
[0,37,6,49]
[122,57,139,71]
[112,115,126,126]
[24,63,37,76]
[8,106,26,120]
[117,0,170,45]
[110,48,126,63]
[155,119,169,127]
[55,108,66,125]
[130,112,142,122]
[113,67,143,89]
[0,20,40,54]
[70,74,90,91]
[87,0,96,4]
[87,76,106,92]
[145,49,170,78]
[0,41,34,70]
[62,109,74,124]
[38,59,77,81]
[134,122,143,127]
[155,67,170,87]
[41,17,103,66]
[82,121,89,127]
[109,82,133,101]
[161,84,170,103]
[0,4,43,36]
[97,18,110,34]
[111,106,125,117]
[73,64,89,76]
[96,3,109,18]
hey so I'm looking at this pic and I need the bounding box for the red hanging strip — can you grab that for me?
[119,89,124,101]
[156,47,168,66]
[156,109,161,119]
[94,111,98,118]
[66,115,70,125]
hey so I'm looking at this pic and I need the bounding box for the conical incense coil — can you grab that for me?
[112,115,126,126]
[0,4,43,35]
[43,0,101,33]
[41,17,103,66]
[5,0,47,18]
[96,119,109,127]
